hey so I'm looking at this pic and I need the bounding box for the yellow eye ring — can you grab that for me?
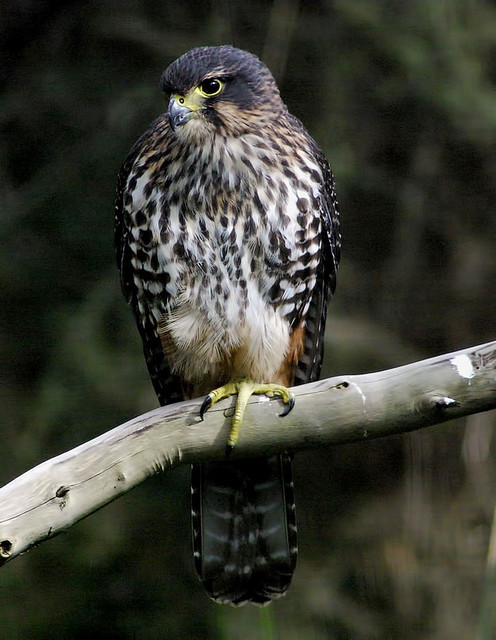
[198,78,223,98]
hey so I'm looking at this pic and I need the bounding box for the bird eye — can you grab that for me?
[198,78,223,97]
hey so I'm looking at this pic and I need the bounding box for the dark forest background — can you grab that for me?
[1,1,496,638]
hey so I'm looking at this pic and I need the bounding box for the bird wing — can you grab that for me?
[114,118,184,406]
[292,121,341,386]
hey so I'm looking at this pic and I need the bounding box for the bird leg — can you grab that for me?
[199,379,295,453]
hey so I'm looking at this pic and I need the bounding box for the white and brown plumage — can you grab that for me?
[114,45,340,605]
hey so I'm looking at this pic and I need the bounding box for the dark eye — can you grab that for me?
[199,78,223,97]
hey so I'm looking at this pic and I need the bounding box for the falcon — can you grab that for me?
[114,45,340,606]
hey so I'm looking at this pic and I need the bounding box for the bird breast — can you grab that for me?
[127,131,323,383]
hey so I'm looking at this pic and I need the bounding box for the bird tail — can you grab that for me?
[191,454,297,606]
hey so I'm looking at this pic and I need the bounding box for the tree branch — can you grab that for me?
[1,341,495,566]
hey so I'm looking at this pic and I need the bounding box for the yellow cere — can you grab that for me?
[171,80,223,112]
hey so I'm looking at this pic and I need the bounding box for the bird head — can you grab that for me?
[160,46,285,138]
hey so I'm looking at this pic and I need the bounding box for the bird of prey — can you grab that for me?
[114,45,340,606]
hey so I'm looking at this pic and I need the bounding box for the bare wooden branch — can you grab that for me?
[1,341,495,566]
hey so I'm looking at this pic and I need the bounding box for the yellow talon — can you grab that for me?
[199,379,295,453]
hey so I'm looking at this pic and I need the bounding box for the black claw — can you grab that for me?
[279,395,295,417]
[199,394,213,420]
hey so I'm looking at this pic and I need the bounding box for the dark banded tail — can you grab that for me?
[191,454,297,606]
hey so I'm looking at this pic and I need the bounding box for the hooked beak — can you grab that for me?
[168,97,193,130]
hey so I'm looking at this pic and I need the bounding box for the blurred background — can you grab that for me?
[1,0,496,638]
